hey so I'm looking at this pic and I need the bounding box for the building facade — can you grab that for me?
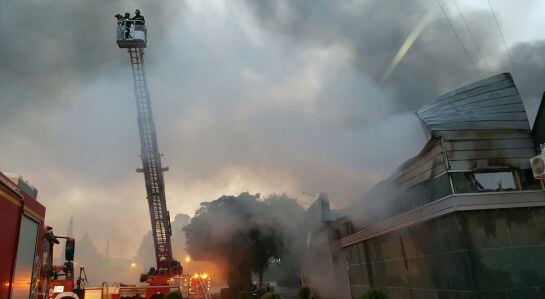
[337,73,545,298]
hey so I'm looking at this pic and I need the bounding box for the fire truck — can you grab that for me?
[114,12,186,299]
[2,12,213,299]
[0,171,83,299]
[112,13,212,299]
[0,171,44,298]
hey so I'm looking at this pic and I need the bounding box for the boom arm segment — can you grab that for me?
[128,48,174,272]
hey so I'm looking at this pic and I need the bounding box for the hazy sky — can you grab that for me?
[2,0,545,258]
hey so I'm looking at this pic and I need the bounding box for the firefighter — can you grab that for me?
[132,9,145,36]
[122,12,132,39]
[132,9,145,26]
[115,14,123,39]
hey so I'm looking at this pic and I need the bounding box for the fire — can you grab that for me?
[191,273,210,280]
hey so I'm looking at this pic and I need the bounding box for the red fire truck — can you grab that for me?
[0,171,81,299]
[1,171,46,298]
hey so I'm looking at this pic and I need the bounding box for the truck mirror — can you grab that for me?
[65,237,75,261]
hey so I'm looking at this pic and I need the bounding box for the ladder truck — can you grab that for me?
[116,13,182,296]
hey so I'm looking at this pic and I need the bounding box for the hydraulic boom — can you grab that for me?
[130,47,174,272]
[117,17,181,282]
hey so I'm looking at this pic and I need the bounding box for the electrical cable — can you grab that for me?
[435,0,482,79]
[452,0,492,74]
[487,0,515,72]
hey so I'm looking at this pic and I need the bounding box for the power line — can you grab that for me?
[452,0,492,74]
[486,0,515,72]
[435,0,482,79]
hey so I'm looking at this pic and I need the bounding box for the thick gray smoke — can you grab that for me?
[240,0,536,113]
[183,192,306,291]
[0,0,183,122]
[239,0,545,196]
[505,41,545,123]
[2,0,545,285]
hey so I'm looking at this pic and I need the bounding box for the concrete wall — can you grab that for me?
[346,207,545,298]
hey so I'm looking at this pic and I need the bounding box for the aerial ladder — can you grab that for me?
[116,13,182,292]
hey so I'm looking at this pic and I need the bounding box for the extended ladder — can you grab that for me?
[128,48,173,271]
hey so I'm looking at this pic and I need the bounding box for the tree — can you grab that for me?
[184,192,303,292]
[248,226,283,288]
[360,289,388,299]
[298,287,310,299]
[239,291,251,299]
[261,293,282,299]
[165,290,184,299]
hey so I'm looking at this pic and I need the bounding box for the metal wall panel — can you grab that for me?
[401,164,447,190]
[448,158,531,171]
[446,148,535,161]
[417,73,531,132]
[427,121,530,131]
[397,153,445,184]
[391,140,446,188]
[444,139,533,151]
[418,73,512,113]
[437,130,531,141]
[418,87,520,117]
[420,99,523,117]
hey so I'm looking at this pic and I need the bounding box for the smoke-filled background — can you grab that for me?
[2,0,545,283]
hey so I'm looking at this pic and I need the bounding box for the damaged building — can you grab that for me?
[304,73,545,298]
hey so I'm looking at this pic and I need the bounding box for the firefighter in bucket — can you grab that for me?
[115,9,147,48]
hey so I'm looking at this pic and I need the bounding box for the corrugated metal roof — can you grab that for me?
[344,73,539,231]
[416,73,530,132]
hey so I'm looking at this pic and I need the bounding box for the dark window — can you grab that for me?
[451,172,475,193]
[474,172,516,190]
[452,171,518,193]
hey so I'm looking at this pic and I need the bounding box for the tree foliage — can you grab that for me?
[239,291,251,299]
[360,289,388,299]
[260,293,282,299]
[298,287,310,299]
[165,291,184,299]
[184,192,305,291]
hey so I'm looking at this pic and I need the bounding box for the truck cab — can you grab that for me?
[0,172,45,299]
